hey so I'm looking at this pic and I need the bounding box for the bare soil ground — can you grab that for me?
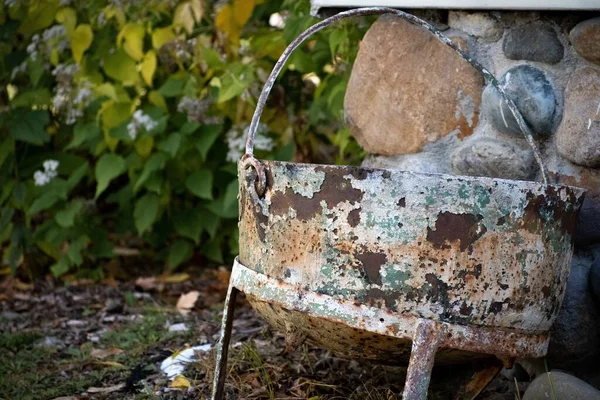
[0,270,524,399]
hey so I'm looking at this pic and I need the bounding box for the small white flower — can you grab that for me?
[226,124,272,162]
[34,160,60,186]
[127,121,138,140]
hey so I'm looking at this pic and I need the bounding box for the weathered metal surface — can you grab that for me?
[403,319,439,400]
[211,283,238,400]
[239,163,585,336]
[233,259,552,360]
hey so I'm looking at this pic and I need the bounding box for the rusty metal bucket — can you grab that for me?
[212,7,586,400]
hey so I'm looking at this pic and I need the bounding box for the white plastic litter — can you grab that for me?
[167,323,188,332]
[160,344,213,379]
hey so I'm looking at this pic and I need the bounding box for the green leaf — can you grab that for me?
[66,235,88,265]
[167,239,193,270]
[9,109,50,145]
[0,138,13,167]
[19,0,60,37]
[11,88,52,107]
[201,240,223,263]
[180,121,200,135]
[134,153,166,192]
[173,208,203,243]
[185,169,213,199]
[199,209,219,238]
[158,134,182,158]
[50,257,70,278]
[134,193,159,234]
[29,192,60,215]
[70,24,93,64]
[28,58,45,87]
[55,200,83,228]
[217,64,255,103]
[66,162,89,190]
[195,125,221,160]
[151,26,176,49]
[141,50,157,86]
[102,49,139,84]
[0,208,15,232]
[67,123,101,150]
[95,153,126,198]
[223,180,238,211]
[158,76,186,97]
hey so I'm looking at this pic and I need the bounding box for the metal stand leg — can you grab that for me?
[402,319,440,400]
[211,283,239,400]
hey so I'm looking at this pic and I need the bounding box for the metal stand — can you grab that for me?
[211,282,238,400]
[210,259,549,400]
[403,319,440,400]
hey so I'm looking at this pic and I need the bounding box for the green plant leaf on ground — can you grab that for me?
[134,193,160,234]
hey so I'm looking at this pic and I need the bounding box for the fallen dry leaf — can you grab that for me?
[176,290,200,315]
[91,347,124,359]
[94,360,126,368]
[0,267,11,275]
[158,272,190,283]
[135,276,163,291]
[14,280,34,291]
[170,375,191,388]
[87,383,126,393]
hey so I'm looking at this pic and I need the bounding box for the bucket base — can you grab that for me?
[211,258,549,399]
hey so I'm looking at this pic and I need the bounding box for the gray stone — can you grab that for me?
[450,136,535,180]
[503,25,564,64]
[523,371,600,400]
[448,11,502,41]
[570,17,600,65]
[482,65,558,137]
[546,249,600,368]
[344,16,483,156]
[556,67,600,167]
[590,248,600,305]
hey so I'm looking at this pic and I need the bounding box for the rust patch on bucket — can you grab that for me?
[426,212,488,251]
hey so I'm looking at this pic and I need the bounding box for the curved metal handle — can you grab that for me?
[244,7,550,184]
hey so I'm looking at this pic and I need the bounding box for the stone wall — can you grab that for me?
[344,10,600,390]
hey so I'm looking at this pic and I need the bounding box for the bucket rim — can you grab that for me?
[241,159,588,196]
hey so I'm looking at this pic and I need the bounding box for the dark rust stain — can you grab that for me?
[270,166,364,221]
[426,212,488,252]
[496,215,507,226]
[364,287,400,310]
[459,301,473,316]
[541,285,551,297]
[397,197,406,208]
[356,250,387,286]
[521,186,582,237]
[347,208,361,228]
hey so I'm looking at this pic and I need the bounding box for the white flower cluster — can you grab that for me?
[11,61,27,80]
[27,25,69,62]
[225,124,274,162]
[127,110,158,140]
[33,160,59,187]
[51,64,92,125]
[177,96,221,124]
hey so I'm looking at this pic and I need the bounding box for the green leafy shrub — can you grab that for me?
[0,0,370,278]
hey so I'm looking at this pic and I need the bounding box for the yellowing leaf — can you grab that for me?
[50,48,60,66]
[135,136,154,158]
[94,361,126,368]
[158,273,190,283]
[100,100,131,150]
[94,83,118,101]
[56,7,77,33]
[70,24,93,64]
[170,375,191,389]
[148,90,167,111]
[176,290,200,315]
[103,49,139,85]
[190,0,204,22]
[141,50,157,86]
[215,0,256,45]
[233,0,256,27]
[117,23,145,61]
[174,2,195,34]
[152,26,176,49]
[215,5,240,44]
